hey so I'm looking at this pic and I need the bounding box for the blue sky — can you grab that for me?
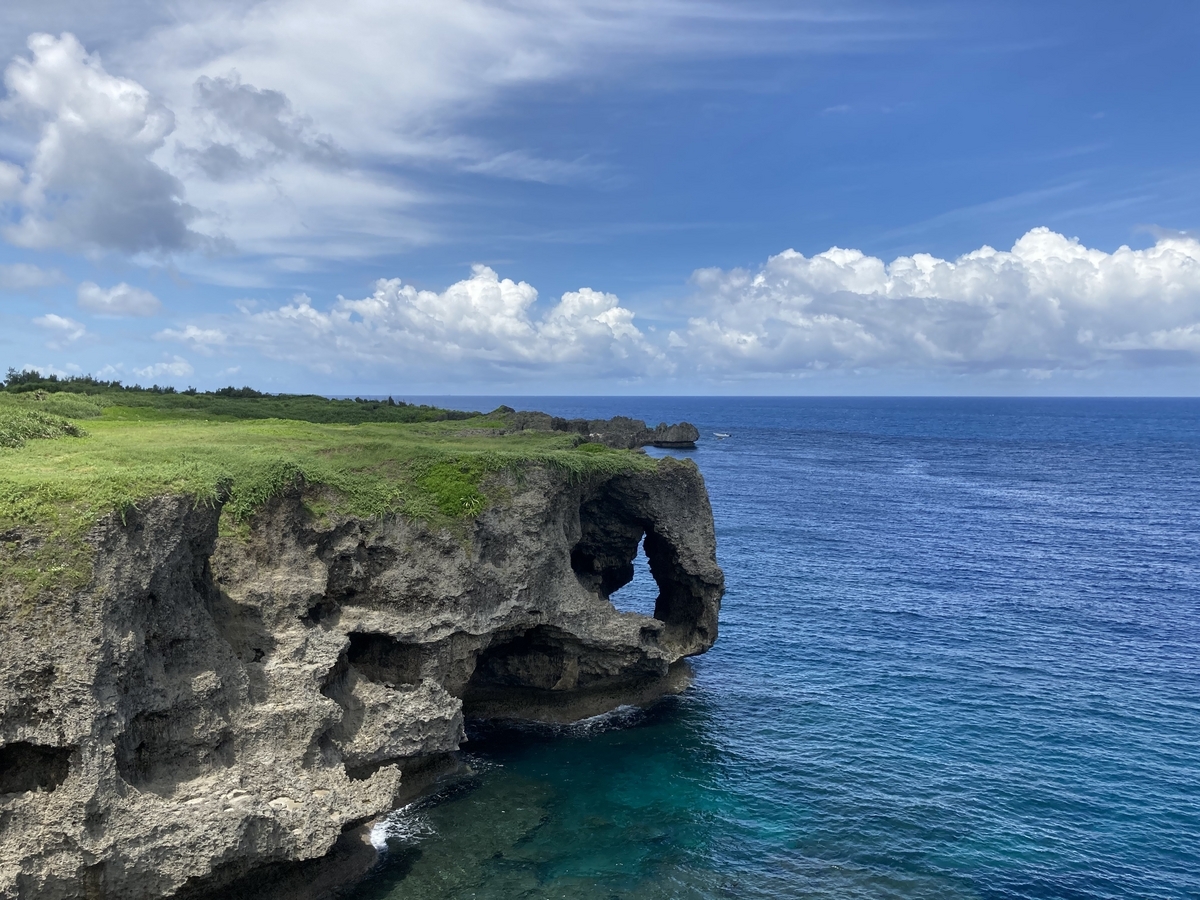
[1,0,1199,394]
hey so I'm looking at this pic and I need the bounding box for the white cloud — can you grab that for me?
[1,32,199,253]
[0,261,62,289]
[77,280,162,316]
[681,227,1200,376]
[135,0,721,262]
[154,324,228,354]
[180,73,346,181]
[147,0,811,157]
[0,9,899,276]
[134,355,194,380]
[33,312,85,347]
[460,150,606,185]
[0,4,865,272]
[151,229,1200,385]
[162,264,660,378]
[0,160,21,200]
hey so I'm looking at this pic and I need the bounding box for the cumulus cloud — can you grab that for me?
[77,280,162,316]
[33,312,85,347]
[134,355,194,380]
[147,229,1200,386]
[1,32,198,253]
[0,261,62,289]
[161,264,659,377]
[679,228,1200,376]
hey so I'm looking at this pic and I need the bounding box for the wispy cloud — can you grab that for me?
[879,182,1088,241]
[0,262,63,289]
[154,324,228,354]
[0,3,921,278]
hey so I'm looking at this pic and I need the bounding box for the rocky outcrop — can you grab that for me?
[0,457,722,899]
[505,411,701,449]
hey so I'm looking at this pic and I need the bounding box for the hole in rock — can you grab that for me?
[209,592,277,666]
[571,498,671,621]
[300,599,339,627]
[115,711,233,789]
[571,500,660,616]
[0,742,73,795]
[607,539,659,617]
[345,633,423,686]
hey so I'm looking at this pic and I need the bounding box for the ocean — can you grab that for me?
[344,397,1200,900]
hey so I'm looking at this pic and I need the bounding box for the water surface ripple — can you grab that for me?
[349,398,1200,900]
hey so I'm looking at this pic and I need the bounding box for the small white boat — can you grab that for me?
[713,432,730,439]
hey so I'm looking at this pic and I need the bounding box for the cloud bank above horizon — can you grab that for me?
[137,227,1200,389]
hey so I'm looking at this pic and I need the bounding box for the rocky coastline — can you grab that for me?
[0,421,722,899]
[503,409,701,449]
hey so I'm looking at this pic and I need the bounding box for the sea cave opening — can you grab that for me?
[465,626,580,694]
[461,624,667,721]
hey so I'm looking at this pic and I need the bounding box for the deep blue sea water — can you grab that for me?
[347,398,1200,900]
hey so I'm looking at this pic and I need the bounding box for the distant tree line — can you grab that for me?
[3,368,200,396]
[4,369,408,404]
[1,368,471,423]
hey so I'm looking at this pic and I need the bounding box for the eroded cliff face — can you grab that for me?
[0,458,723,899]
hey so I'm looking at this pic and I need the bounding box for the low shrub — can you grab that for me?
[0,406,85,449]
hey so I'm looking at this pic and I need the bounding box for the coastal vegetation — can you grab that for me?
[0,371,653,599]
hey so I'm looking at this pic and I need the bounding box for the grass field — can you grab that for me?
[0,387,653,599]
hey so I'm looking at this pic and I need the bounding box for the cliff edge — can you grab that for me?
[0,456,723,899]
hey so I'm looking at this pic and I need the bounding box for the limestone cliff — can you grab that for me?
[0,457,723,899]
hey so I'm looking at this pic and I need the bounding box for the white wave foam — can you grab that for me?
[369,803,436,853]
[566,704,644,735]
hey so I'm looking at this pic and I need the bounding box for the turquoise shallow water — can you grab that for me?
[347,398,1200,900]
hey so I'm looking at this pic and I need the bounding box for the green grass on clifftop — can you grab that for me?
[0,384,656,602]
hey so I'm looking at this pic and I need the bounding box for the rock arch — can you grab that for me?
[570,468,722,657]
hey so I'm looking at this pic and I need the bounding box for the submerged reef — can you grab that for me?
[0,398,723,899]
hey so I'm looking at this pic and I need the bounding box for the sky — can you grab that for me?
[1,0,1199,396]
